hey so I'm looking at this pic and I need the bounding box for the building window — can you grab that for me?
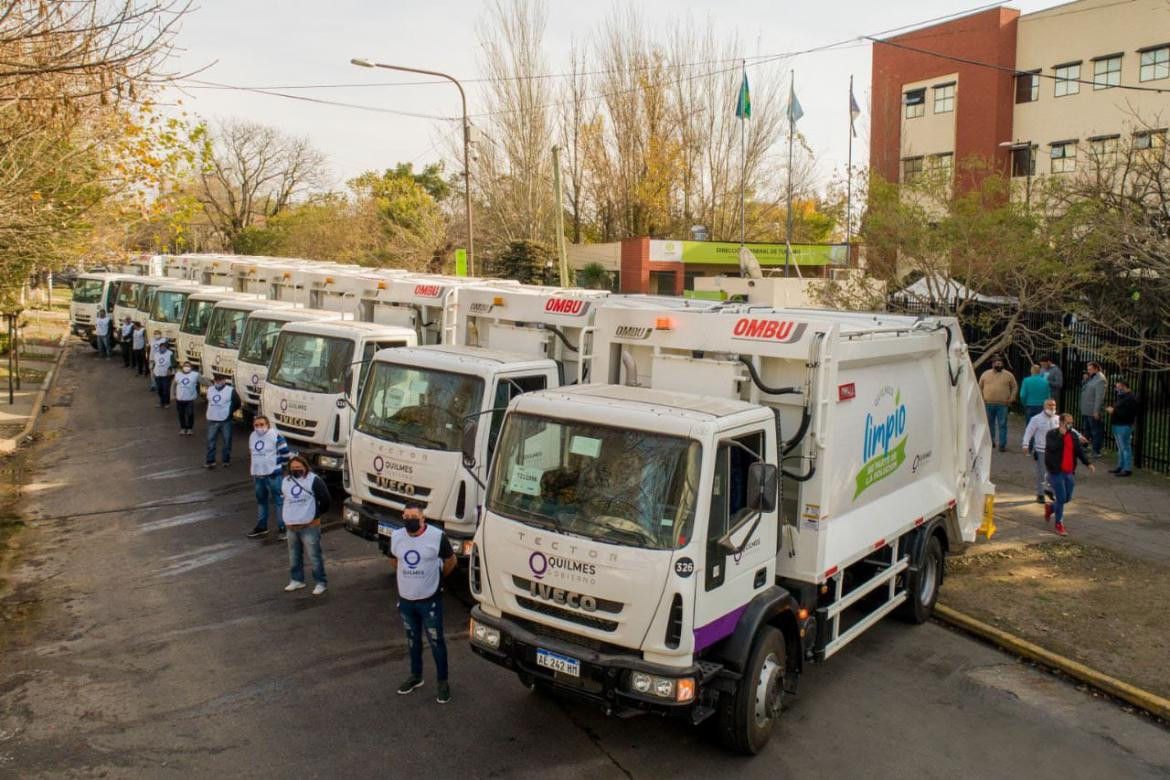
[904,89,925,119]
[1093,55,1122,89]
[1050,142,1076,174]
[1015,71,1039,103]
[1089,135,1119,164]
[933,83,955,113]
[1140,46,1169,82]
[927,153,954,175]
[1054,63,1081,97]
[1010,146,1036,178]
[1134,128,1167,151]
[902,156,924,183]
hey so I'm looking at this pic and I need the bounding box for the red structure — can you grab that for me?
[870,7,1019,191]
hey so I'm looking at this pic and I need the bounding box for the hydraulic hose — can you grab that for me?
[736,355,801,396]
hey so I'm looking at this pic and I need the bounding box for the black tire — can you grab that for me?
[717,625,785,754]
[899,533,944,624]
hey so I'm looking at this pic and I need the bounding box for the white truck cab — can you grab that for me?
[201,298,290,386]
[468,305,995,753]
[262,320,417,473]
[234,307,345,415]
[342,286,720,555]
[177,291,259,373]
[146,281,211,348]
[70,272,136,344]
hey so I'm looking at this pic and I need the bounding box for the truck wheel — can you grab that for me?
[899,533,943,624]
[717,625,784,754]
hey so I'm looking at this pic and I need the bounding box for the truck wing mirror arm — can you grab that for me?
[717,512,763,556]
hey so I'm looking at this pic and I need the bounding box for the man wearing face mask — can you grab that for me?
[1022,399,1060,503]
[148,330,166,391]
[248,415,290,539]
[282,455,331,595]
[204,377,241,468]
[172,361,200,435]
[390,506,456,704]
[979,357,1017,453]
[152,341,175,408]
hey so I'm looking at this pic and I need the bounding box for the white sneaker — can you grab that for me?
[312,583,327,596]
[284,580,306,592]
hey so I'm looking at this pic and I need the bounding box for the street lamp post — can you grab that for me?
[999,140,1033,211]
[351,58,474,276]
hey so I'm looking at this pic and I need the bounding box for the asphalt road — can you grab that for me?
[1,343,1168,778]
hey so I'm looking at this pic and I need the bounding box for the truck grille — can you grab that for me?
[75,314,92,324]
[244,385,262,403]
[273,415,317,438]
[511,576,623,614]
[515,596,619,633]
[364,473,431,503]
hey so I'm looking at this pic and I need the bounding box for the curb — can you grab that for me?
[935,603,1170,722]
[0,334,68,454]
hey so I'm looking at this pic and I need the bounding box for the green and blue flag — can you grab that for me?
[736,71,751,119]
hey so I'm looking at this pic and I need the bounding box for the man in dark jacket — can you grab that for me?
[1105,379,1139,477]
[1044,413,1095,536]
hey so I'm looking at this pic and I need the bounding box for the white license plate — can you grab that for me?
[377,522,394,537]
[536,649,580,678]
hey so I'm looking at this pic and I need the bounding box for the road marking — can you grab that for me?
[158,543,245,577]
[138,507,221,533]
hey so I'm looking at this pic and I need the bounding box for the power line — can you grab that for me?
[181,78,458,119]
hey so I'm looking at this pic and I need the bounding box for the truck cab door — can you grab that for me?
[486,372,551,464]
[694,426,778,648]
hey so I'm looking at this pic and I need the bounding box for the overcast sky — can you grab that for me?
[165,0,1057,191]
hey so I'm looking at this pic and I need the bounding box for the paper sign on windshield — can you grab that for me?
[508,464,545,496]
[569,436,602,458]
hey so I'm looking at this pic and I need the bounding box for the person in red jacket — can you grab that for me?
[1043,413,1095,536]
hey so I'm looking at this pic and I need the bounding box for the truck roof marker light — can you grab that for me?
[377,281,387,289]
[654,317,673,330]
[493,296,505,305]
[325,277,334,284]
[283,272,291,279]
[676,678,695,702]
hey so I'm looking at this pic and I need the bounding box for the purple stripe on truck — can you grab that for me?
[693,605,747,652]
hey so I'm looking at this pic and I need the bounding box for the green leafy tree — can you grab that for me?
[574,262,612,290]
[492,240,554,284]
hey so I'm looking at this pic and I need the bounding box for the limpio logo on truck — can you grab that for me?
[544,298,589,316]
[731,318,807,343]
[854,386,908,500]
[413,284,442,297]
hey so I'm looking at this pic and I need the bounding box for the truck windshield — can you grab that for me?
[487,414,701,550]
[205,307,249,349]
[139,286,161,314]
[115,281,142,308]
[237,317,284,364]
[268,332,354,394]
[181,299,218,335]
[150,291,189,323]
[356,363,484,451]
[72,279,103,303]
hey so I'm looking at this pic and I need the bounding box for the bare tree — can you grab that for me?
[197,119,330,252]
[558,40,589,243]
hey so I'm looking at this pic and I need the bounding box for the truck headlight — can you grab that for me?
[343,507,359,525]
[627,672,694,702]
[318,455,342,469]
[469,619,500,649]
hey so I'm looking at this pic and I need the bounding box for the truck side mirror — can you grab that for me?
[461,418,479,467]
[746,462,778,513]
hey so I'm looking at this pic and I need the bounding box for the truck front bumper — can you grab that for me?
[468,606,717,720]
[343,498,474,558]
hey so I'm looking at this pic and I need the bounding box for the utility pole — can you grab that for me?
[552,145,569,286]
[351,58,475,276]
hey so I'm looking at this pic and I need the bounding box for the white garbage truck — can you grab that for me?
[146,281,211,348]
[234,307,345,416]
[176,291,259,373]
[70,272,137,345]
[357,274,518,345]
[342,287,720,556]
[262,319,417,474]
[467,304,995,753]
[201,298,291,387]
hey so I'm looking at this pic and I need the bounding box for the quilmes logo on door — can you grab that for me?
[544,298,589,316]
[854,385,908,500]
[731,318,807,343]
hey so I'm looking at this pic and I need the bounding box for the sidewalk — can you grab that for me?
[984,415,1170,563]
[0,310,70,453]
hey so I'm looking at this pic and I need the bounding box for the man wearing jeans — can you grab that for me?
[1079,362,1107,456]
[281,455,330,595]
[204,378,240,468]
[247,414,289,538]
[979,357,1017,453]
[94,310,112,358]
[1021,399,1060,503]
[390,506,456,704]
[1105,378,1139,477]
[1044,413,1095,536]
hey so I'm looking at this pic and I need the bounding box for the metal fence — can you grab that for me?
[889,298,1170,475]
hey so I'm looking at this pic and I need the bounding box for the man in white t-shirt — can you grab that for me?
[390,507,456,704]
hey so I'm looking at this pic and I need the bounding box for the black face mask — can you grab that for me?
[993,365,1003,372]
[403,518,421,534]
[290,469,306,479]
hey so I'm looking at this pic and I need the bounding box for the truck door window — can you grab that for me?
[705,431,763,591]
[359,340,407,388]
[488,375,548,457]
